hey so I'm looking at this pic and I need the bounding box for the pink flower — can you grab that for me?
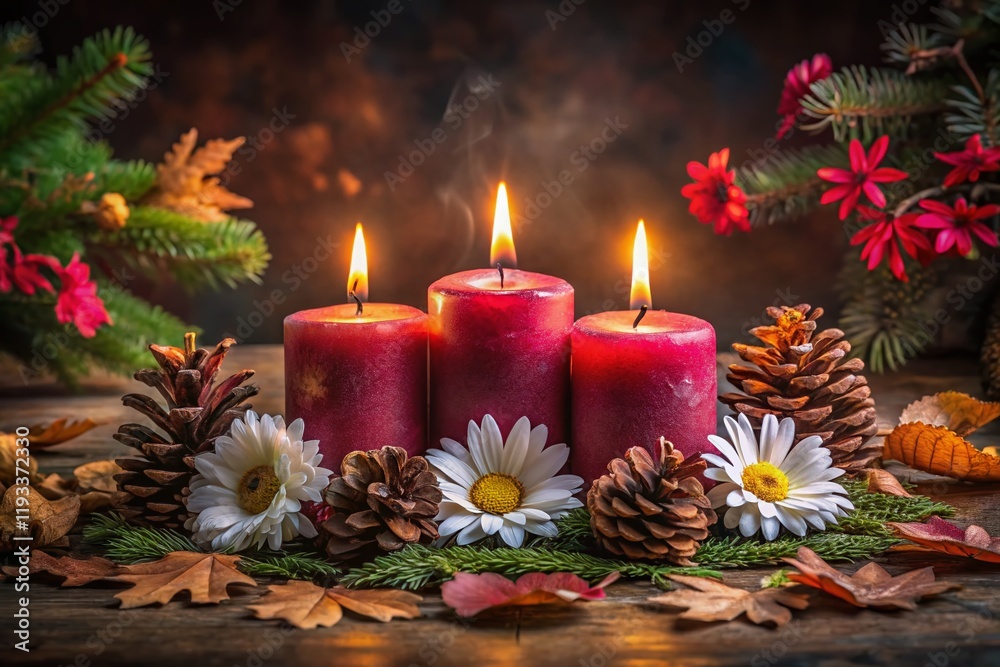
[934,134,1000,188]
[681,148,751,235]
[776,54,833,139]
[53,252,112,338]
[441,571,619,617]
[915,197,1000,256]
[9,246,56,295]
[849,207,931,282]
[817,136,909,220]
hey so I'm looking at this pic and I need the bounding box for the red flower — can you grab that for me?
[776,53,833,139]
[681,148,751,235]
[53,252,112,338]
[0,216,17,246]
[915,197,1000,256]
[9,246,56,295]
[817,136,908,220]
[934,134,1000,188]
[849,207,931,282]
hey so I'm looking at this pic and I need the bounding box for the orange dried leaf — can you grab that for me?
[248,581,422,629]
[108,551,256,608]
[865,469,912,497]
[900,392,1000,437]
[0,485,79,551]
[29,418,102,448]
[783,547,958,610]
[2,551,121,586]
[884,422,1000,481]
[648,575,808,627]
[73,460,121,494]
[142,128,253,222]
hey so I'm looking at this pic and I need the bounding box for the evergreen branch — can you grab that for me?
[90,207,271,290]
[837,253,938,373]
[0,27,152,165]
[695,533,899,568]
[946,69,1000,146]
[238,553,341,582]
[340,545,722,591]
[735,144,849,226]
[881,23,945,73]
[799,65,952,142]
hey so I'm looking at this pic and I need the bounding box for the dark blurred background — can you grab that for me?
[1,0,908,346]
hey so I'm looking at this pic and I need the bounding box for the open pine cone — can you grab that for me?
[587,438,716,565]
[720,304,879,471]
[319,447,442,561]
[113,333,257,528]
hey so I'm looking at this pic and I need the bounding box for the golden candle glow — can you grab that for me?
[490,182,517,268]
[347,222,369,302]
[630,220,652,310]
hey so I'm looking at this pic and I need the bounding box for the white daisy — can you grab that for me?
[426,415,584,548]
[703,413,853,542]
[185,410,332,552]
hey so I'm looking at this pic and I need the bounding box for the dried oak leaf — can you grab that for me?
[783,547,958,609]
[865,469,912,497]
[108,551,256,608]
[29,417,102,448]
[72,460,121,512]
[248,580,422,629]
[889,516,1000,563]
[647,575,808,627]
[142,128,253,222]
[900,392,1000,437]
[884,422,1000,482]
[0,485,79,552]
[441,572,618,617]
[2,551,121,585]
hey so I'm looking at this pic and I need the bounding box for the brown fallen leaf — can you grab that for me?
[108,551,256,608]
[865,469,912,497]
[33,473,75,500]
[783,547,959,609]
[0,433,41,487]
[2,551,121,585]
[142,128,254,222]
[884,422,1000,482]
[0,485,80,552]
[900,392,1000,437]
[73,460,121,494]
[29,418,102,448]
[647,575,808,626]
[889,516,1000,564]
[248,580,422,629]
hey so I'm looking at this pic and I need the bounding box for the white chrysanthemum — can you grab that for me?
[426,415,584,548]
[703,413,853,542]
[185,411,332,552]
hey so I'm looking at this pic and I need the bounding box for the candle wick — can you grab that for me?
[632,305,648,330]
[349,278,363,316]
[496,262,505,289]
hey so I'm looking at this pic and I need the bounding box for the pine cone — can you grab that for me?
[720,304,879,471]
[319,447,442,561]
[113,333,257,528]
[587,438,716,565]
[981,289,1000,401]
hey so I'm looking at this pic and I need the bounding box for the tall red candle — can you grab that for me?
[428,183,574,445]
[571,221,717,484]
[284,224,428,464]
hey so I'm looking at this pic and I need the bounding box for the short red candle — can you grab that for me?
[570,310,717,484]
[428,268,573,445]
[570,220,717,485]
[284,224,428,465]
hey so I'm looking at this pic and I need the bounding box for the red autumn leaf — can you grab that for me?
[441,571,619,617]
[889,516,1000,564]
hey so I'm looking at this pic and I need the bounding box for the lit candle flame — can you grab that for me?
[630,220,651,311]
[347,222,369,303]
[490,182,517,268]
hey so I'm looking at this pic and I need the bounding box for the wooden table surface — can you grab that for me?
[3,346,1000,667]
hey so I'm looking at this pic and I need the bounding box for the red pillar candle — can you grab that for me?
[571,221,717,485]
[284,224,428,464]
[428,183,574,445]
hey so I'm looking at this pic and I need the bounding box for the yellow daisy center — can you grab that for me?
[741,462,789,503]
[237,464,281,514]
[468,473,524,515]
